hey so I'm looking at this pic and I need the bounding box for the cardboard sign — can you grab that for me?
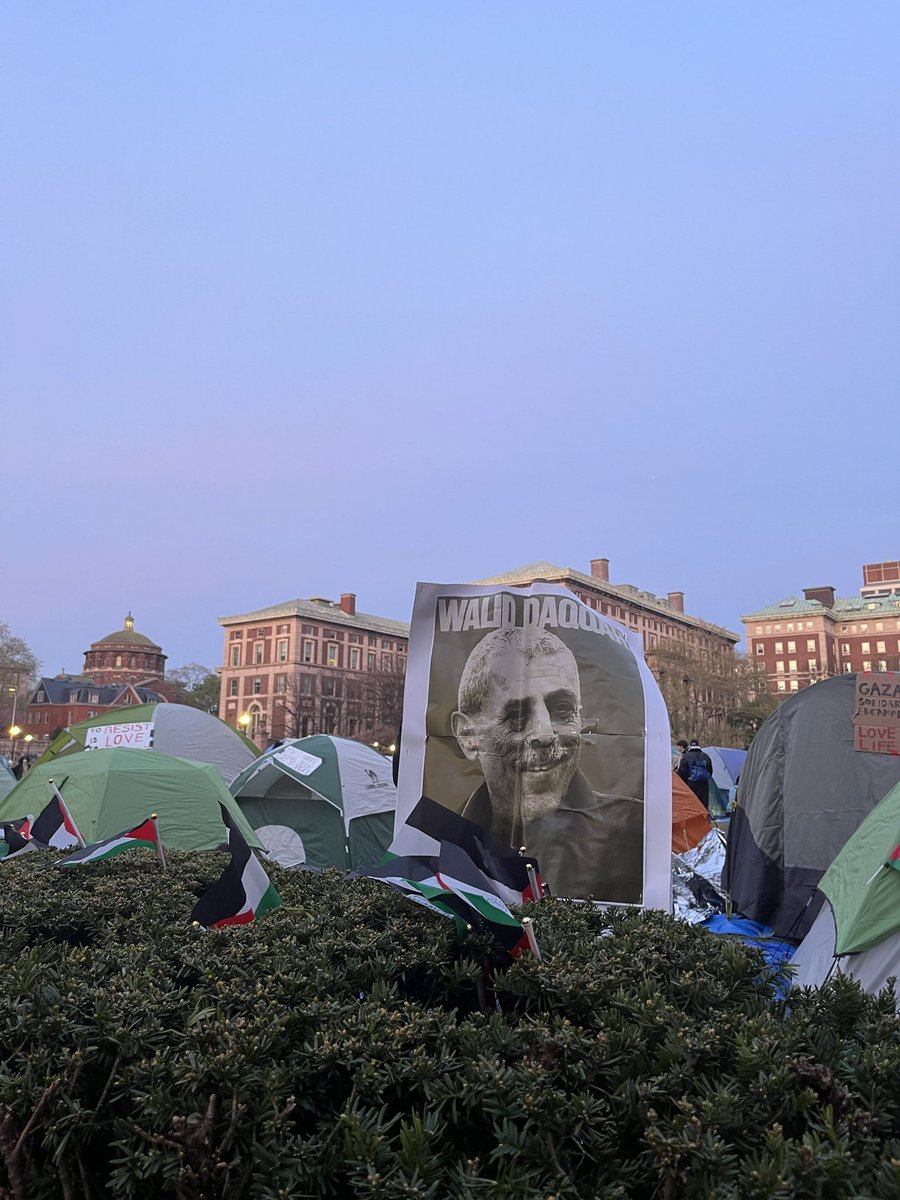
[85,721,154,751]
[853,672,900,755]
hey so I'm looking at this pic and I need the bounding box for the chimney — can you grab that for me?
[590,558,610,583]
[667,591,685,613]
[803,586,835,608]
[340,592,356,616]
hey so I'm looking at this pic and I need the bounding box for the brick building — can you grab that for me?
[217,593,409,746]
[476,558,740,662]
[742,560,900,694]
[19,614,170,746]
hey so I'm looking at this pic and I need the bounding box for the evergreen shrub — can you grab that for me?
[0,851,899,1198]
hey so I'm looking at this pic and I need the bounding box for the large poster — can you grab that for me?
[392,582,672,909]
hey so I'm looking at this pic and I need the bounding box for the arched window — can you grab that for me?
[115,655,122,667]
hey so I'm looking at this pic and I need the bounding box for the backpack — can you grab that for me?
[686,753,710,784]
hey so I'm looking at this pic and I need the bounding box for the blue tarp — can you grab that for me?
[702,912,796,996]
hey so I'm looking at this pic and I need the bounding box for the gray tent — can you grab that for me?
[722,674,900,941]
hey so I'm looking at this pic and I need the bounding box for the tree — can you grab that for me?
[646,638,783,747]
[0,621,40,728]
[165,664,220,715]
[358,669,405,747]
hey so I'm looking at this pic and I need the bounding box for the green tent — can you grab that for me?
[34,703,259,785]
[0,748,263,852]
[230,735,396,869]
[818,780,900,956]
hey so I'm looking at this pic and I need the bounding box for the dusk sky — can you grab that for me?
[4,3,899,677]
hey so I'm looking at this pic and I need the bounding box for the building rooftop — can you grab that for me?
[474,561,740,642]
[89,613,161,651]
[218,597,410,639]
[743,593,900,621]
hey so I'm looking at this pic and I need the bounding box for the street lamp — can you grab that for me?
[238,712,251,736]
[8,724,21,760]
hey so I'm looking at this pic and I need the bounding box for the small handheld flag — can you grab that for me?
[30,788,84,850]
[190,806,281,929]
[55,817,161,867]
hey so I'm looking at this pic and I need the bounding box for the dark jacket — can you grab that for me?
[461,769,644,904]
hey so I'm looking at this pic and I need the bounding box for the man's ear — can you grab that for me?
[451,710,480,761]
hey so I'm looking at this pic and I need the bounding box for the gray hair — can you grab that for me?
[457,627,579,715]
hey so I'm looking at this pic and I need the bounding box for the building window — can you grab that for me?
[844,663,853,673]
[382,653,393,672]
[787,641,796,653]
[878,660,888,671]
[230,631,242,640]
[777,680,786,691]
[776,661,785,673]
[253,677,262,695]
[807,640,816,652]
[277,639,288,662]
[788,660,797,673]
[367,652,376,670]
[861,642,870,654]
[325,707,336,735]
[277,624,289,635]
[809,660,817,672]
[863,661,872,672]
[301,675,313,695]
[350,648,360,669]
[774,642,783,654]
[877,641,886,653]
[275,674,287,693]
[841,643,850,655]
[302,641,315,663]
[228,679,238,697]
[254,642,265,664]
[755,644,765,656]
[115,655,123,667]
[322,678,334,697]
[790,680,799,691]
[301,716,311,736]
[302,625,315,635]
[231,646,241,666]
[326,644,339,667]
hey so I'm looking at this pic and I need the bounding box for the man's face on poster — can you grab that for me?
[453,630,583,824]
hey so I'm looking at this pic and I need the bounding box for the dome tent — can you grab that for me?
[230,735,396,869]
[35,703,258,786]
[791,780,900,1007]
[722,675,900,941]
[0,749,263,852]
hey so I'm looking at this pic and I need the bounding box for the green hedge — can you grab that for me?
[0,851,899,1198]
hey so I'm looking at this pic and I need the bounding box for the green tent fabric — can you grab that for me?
[34,703,259,785]
[818,781,900,956]
[230,735,396,869]
[0,748,263,852]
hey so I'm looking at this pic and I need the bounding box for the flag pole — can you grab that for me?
[521,916,542,962]
[48,779,86,847]
[525,862,542,903]
[150,812,167,870]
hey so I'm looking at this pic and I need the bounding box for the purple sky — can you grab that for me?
[3,2,899,677]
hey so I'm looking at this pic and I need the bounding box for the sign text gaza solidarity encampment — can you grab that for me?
[853,672,900,755]
[437,593,630,645]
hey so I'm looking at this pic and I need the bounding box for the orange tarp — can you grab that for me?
[672,771,713,853]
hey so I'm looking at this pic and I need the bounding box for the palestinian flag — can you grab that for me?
[30,795,82,850]
[362,842,531,959]
[190,806,281,929]
[56,818,160,867]
[433,840,531,959]
[405,795,545,903]
[887,844,900,868]
[1,820,38,861]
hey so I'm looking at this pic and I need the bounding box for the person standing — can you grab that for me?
[676,739,714,810]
